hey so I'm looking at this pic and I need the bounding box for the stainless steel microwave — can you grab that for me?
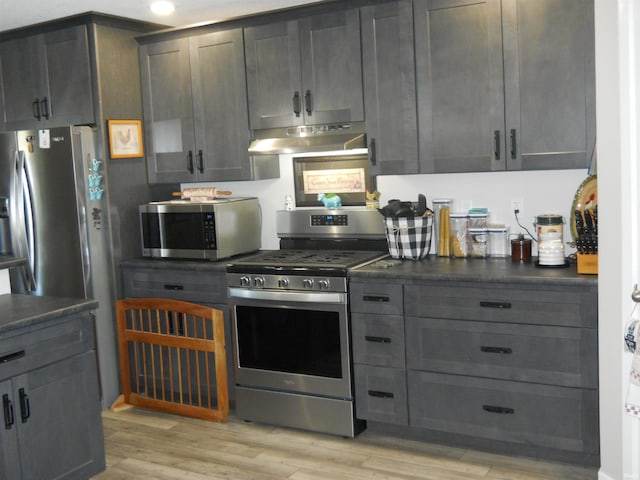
[139,197,261,260]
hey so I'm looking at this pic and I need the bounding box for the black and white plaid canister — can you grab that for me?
[385,216,433,260]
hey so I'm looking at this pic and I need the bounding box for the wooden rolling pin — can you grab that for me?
[172,187,232,200]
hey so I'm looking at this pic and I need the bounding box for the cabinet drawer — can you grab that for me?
[407,371,599,454]
[0,313,94,381]
[404,283,597,328]
[406,316,597,388]
[354,365,408,425]
[352,313,405,368]
[350,282,403,315]
[122,267,227,304]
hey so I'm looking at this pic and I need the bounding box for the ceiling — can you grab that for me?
[0,0,323,33]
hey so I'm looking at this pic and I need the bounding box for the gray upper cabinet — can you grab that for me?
[361,1,419,175]
[244,9,364,130]
[0,25,94,130]
[140,29,252,184]
[414,0,595,173]
[502,0,595,170]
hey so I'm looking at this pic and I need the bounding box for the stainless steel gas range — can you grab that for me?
[226,209,387,437]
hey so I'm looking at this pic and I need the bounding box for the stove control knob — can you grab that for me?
[239,276,251,287]
[318,279,330,290]
[253,276,265,288]
[278,278,289,288]
[302,278,314,289]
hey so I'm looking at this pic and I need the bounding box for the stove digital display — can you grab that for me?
[311,214,348,226]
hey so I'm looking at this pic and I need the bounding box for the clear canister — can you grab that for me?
[468,212,488,229]
[536,214,565,266]
[433,199,452,257]
[487,225,510,257]
[469,227,488,258]
[449,212,469,258]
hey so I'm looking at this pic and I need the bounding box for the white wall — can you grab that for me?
[185,152,589,253]
[596,1,639,479]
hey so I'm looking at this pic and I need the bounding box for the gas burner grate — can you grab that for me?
[231,249,387,270]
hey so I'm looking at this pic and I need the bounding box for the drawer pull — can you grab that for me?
[480,346,512,355]
[362,295,390,303]
[18,389,29,424]
[2,394,14,430]
[482,404,514,415]
[0,350,25,364]
[164,284,184,291]
[368,390,394,399]
[365,336,391,344]
[480,301,512,309]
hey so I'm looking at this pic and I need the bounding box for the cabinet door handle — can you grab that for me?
[197,149,204,173]
[304,90,313,115]
[163,284,184,291]
[365,335,391,344]
[369,138,377,166]
[2,394,14,430]
[18,388,29,423]
[0,350,25,364]
[362,295,389,303]
[483,404,514,415]
[293,91,301,117]
[32,99,41,120]
[480,301,511,309]
[510,129,517,159]
[494,130,501,160]
[40,97,50,119]
[480,346,512,355]
[187,150,194,174]
[368,390,394,399]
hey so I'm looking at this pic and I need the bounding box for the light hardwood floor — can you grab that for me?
[94,408,598,480]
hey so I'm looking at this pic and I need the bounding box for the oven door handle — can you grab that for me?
[228,288,346,304]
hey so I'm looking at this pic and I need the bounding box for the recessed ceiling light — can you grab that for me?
[150,1,175,16]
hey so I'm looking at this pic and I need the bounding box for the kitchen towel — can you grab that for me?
[625,314,640,416]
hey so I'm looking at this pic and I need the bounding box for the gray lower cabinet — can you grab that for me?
[0,312,104,480]
[120,264,235,405]
[414,0,595,173]
[350,281,407,425]
[139,28,252,184]
[361,0,419,175]
[350,277,599,464]
[0,25,94,130]
[244,9,364,130]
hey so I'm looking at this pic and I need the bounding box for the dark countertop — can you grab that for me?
[0,256,26,270]
[350,255,598,287]
[0,294,98,335]
[120,252,265,273]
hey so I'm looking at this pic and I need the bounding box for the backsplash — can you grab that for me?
[182,150,589,253]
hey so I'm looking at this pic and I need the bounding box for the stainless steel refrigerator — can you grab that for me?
[0,126,119,408]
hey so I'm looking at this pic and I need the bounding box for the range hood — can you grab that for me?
[248,122,367,155]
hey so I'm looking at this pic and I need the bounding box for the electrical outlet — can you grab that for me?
[511,198,524,215]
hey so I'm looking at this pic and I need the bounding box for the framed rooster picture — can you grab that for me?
[107,120,144,158]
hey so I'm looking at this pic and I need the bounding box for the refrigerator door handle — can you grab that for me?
[11,151,36,292]
[77,203,91,294]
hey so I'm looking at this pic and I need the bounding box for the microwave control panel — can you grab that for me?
[203,213,217,249]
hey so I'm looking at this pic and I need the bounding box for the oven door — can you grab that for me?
[228,288,353,399]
